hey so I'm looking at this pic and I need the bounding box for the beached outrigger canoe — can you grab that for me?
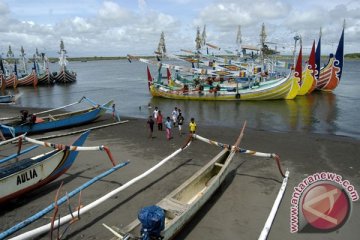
[0,97,113,137]
[0,131,117,205]
[0,131,91,204]
[103,124,287,240]
[9,124,288,239]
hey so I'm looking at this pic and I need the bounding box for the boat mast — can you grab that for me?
[58,39,68,70]
[236,25,242,60]
[156,31,167,59]
[259,23,267,65]
[20,46,28,75]
[195,26,202,68]
[201,25,207,48]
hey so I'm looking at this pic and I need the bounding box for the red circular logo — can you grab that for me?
[301,182,351,231]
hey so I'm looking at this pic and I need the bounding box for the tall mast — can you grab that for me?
[58,39,68,69]
[156,31,166,58]
[236,25,242,48]
[20,46,28,75]
[195,26,202,52]
[201,25,207,48]
[259,23,267,64]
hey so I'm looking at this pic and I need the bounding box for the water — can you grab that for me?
[2,59,360,140]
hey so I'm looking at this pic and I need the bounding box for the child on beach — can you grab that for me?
[147,115,154,138]
[165,116,172,140]
[189,117,197,134]
[171,107,179,127]
[177,113,184,135]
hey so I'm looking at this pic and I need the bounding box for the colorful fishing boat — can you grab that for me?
[0,98,113,137]
[148,65,296,101]
[0,131,90,204]
[316,23,345,91]
[54,40,77,84]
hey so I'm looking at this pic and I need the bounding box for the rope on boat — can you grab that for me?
[192,133,286,178]
[33,120,129,141]
[9,141,192,240]
[258,170,290,240]
[0,161,130,240]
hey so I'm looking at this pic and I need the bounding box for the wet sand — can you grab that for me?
[0,105,359,240]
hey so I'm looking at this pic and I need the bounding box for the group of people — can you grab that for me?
[147,106,196,140]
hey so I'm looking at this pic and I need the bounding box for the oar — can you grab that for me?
[192,133,286,177]
[9,138,193,240]
[0,161,130,240]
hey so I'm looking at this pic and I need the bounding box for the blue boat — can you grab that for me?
[0,99,113,137]
[0,95,14,104]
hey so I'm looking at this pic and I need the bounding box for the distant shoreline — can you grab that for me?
[45,54,360,62]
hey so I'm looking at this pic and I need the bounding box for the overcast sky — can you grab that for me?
[0,0,359,57]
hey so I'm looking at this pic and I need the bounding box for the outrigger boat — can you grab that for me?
[103,124,287,240]
[0,97,113,137]
[0,131,117,205]
[316,22,345,91]
[0,131,92,204]
[53,40,77,84]
[147,65,297,101]
[10,123,288,239]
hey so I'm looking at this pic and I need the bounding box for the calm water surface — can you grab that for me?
[3,59,360,140]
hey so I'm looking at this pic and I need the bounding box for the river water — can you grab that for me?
[3,59,360,140]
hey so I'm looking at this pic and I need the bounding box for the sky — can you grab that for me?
[0,0,359,57]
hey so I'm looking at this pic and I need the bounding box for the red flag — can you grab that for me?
[308,41,316,77]
[147,65,152,90]
[295,47,302,85]
[166,68,171,83]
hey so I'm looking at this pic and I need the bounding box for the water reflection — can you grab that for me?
[2,60,357,139]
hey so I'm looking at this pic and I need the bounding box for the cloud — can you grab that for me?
[0,0,359,56]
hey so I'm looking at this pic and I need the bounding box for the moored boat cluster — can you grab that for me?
[130,22,345,101]
[0,40,77,91]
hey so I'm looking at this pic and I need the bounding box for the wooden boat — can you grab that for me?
[105,127,245,240]
[53,66,77,84]
[0,99,113,137]
[148,65,296,101]
[316,23,344,91]
[16,68,38,87]
[54,40,77,84]
[0,131,90,204]
[37,67,55,85]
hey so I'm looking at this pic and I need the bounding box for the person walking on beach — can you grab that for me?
[112,103,116,121]
[177,112,184,135]
[171,107,179,127]
[157,110,163,131]
[153,106,159,122]
[147,115,155,138]
[165,116,172,140]
[189,117,197,134]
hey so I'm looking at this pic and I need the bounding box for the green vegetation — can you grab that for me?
[344,53,360,59]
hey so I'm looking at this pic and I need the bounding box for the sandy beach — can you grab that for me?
[1,105,359,240]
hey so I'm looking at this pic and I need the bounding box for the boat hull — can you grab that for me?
[150,75,294,101]
[0,100,113,137]
[0,131,89,204]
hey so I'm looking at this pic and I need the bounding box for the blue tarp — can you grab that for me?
[138,205,165,240]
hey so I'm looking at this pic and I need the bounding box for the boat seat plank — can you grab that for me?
[0,151,58,179]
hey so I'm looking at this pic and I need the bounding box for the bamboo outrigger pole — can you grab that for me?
[9,138,193,240]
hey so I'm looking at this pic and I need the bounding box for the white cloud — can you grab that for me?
[0,0,358,56]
